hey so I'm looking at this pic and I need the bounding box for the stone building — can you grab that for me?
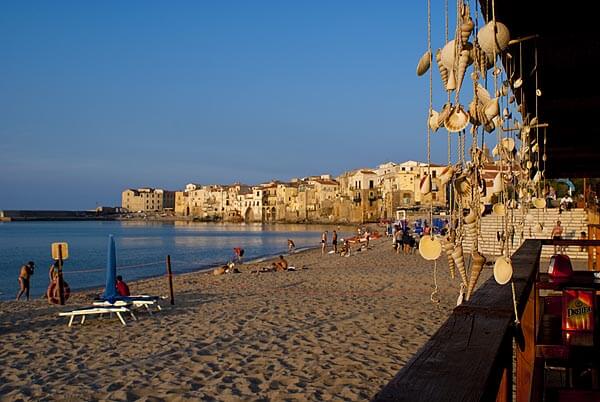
[121,188,175,213]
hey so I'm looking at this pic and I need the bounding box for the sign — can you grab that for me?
[51,242,69,260]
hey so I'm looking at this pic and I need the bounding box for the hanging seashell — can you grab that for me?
[530,116,538,127]
[420,174,432,195]
[501,81,510,96]
[466,251,487,300]
[492,203,506,216]
[474,83,492,104]
[443,240,456,279]
[503,107,510,119]
[533,170,542,184]
[513,77,523,89]
[436,49,449,90]
[460,17,474,46]
[446,69,457,92]
[417,50,432,77]
[440,39,457,71]
[492,172,503,195]
[536,89,542,97]
[509,95,515,104]
[534,222,544,235]
[492,66,502,76]
[451,245,468,287]
[493,256,512,285]
[439,165,455,185]
[501,137,515,153]
[428,109,440,132]
[464,208,477,224]
[532,197,546,209]
[484,97,500,121]
[477,21,510,58]
[454,174,471,196]
[419,235,442,261]
[444,105,469,132]
[455,49,471,93]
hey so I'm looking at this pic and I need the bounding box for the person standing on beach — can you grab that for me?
[321,231,328,254]
[116,275,130,296]
[332,230,338,253]
[288,239,296,254]
[233,247,244,264]
[551,220,563,254]
[16,261,35,301]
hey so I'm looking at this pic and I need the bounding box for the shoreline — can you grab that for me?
[0,237,491,400]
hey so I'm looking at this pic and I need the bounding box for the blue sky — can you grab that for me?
[0,1,460,209]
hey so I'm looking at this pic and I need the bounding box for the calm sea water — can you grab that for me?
[0,221,354,301]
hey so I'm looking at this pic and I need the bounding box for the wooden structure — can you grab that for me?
[373,239,600,401]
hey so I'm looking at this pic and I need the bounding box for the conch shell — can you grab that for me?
[429,109,440,132]
[451,245,468,287]
[466,251,487,301]
[436,49,449,89]
[443,240,456,279]
[417,50,432,76]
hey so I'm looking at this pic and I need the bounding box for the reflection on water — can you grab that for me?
[0,221,356,300]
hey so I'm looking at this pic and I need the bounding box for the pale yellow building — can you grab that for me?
[121,188,175,213]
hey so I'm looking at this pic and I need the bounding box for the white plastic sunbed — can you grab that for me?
[92,298,162,314]
[58,306,136,327]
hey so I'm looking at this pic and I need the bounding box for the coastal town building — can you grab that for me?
[121,188,175,213]
[126,160,450,222]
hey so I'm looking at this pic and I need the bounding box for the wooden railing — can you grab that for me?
[373,239,600,402]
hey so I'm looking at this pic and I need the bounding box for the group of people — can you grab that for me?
[392,225,418,255]
[16,260,130,301]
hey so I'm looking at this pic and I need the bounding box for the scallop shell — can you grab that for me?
[493,256,513,285]
[454,174,471,196]
[477,21,510,57]
[474,83,492,105]
[419,235,442,261]
[484,97,500,121]
[466,251,487,300]
[417,50,432,76]
[444,105,469,132]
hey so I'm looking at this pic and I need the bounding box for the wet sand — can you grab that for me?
[0,237,491,401]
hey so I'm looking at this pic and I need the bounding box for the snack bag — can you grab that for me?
[562,289,594,331]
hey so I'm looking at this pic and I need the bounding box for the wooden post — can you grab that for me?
[57,244,66,305]
[166,255,174,305]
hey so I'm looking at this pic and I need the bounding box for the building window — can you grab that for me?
[432,171,437,178]
[369,180,374,189]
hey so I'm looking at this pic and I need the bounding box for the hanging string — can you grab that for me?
[431,260,441,304]
[511,281,520,325]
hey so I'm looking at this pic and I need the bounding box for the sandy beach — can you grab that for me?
[0,237,491,401]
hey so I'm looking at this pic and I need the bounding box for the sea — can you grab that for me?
[0,220,355,301]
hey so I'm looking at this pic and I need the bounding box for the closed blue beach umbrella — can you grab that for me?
[102,235,118,301]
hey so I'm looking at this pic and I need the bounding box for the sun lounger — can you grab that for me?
[93,297,162,314]
[58,306,136,327]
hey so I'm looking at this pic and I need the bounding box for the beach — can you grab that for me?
[0,237,491,401]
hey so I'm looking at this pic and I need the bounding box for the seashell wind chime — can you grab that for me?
[415,1,546,305]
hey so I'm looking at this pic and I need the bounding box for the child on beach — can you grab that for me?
[321,231,328,254]
[288,239,296,254]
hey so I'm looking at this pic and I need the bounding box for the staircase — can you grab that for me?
[462,208,589,260]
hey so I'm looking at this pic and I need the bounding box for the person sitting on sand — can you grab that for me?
[288,239,296,254]
[340,238,350,256]
[272,255,289,272]
[116,275,130,296]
